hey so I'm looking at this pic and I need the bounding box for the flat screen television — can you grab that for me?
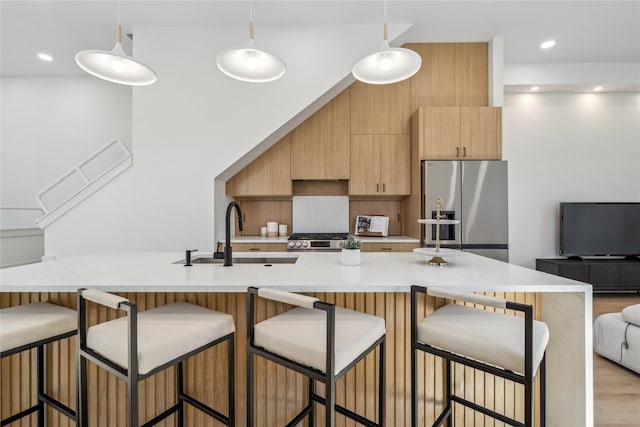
[559,202,640,258]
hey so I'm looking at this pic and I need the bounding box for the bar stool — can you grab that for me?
[77,289,235,427]
[247,287,386,427]
[0,302,77,426]
[411,286,549,427]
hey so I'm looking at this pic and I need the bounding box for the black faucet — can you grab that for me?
[222,201,243,266]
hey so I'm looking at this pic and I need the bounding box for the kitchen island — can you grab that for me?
[1,251,592,427]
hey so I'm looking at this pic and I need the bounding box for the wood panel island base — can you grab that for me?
[0,252,592,427]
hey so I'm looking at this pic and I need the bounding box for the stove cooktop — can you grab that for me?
[287,232,349,250]
[288,233,349,241]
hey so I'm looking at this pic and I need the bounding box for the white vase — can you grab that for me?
[341,249,361,266]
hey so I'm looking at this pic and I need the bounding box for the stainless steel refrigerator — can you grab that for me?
[422,160,509,262]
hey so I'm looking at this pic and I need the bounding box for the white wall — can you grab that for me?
[1,77,132,209]
[40,25,400,257]
[503,92,640,268]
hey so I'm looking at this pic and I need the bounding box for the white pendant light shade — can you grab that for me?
[217,2,285,83]
[217,39,286,83]
[352,40,421,85]
[75,23,157,86]
[352,2,421,85]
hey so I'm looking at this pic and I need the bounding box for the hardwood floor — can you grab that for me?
[592,293,640,427]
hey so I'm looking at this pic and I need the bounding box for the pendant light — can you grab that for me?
[75,1,157,86]
[352,0,421,85]
[217,0,286,83]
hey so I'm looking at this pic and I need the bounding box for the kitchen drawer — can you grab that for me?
[228,243,288,252]
[361,242,419,252]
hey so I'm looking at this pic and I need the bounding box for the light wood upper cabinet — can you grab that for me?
[407,43,488,109]
[419,107,461,159]
[415,106,501,160]
[226,135,292,196]
[291,91,350,179]
[460,107,502,159]
[350,134,410,196]
[350,81,411,134]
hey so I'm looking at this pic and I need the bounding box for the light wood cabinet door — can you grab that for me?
[226,135,292,196]
[360,242,419,252]
[380,135,410,195]
[460,107,502,159]
[418,107,501,160]
[350,80,411,134]
[350,135,410,196]
[229,243,288,252]
[291,91,350,179]
[350,135,381,195]
[420,107,461,159]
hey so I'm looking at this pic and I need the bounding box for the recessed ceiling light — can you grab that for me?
[37,53,53,62]
[531,86,539,92]
[540,40,556,49]
[593,86,604,91]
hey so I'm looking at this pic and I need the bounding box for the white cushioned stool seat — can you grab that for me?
[0,302,76,353]
[417,304,549,375]
[254,306,385,375]
[87,302,235,375]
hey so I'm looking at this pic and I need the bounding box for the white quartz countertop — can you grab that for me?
[0,251,590,293]
[229,236,420,243]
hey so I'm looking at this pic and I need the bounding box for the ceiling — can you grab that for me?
[1,1,639,77]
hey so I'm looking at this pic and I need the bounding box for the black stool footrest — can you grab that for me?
[285,404,314,427]
[450,395,525,427]
[311,394,380,427]
[40,393,76,420]
[140,403,181,427]
[0,405,39,427]
[179,392,230,425]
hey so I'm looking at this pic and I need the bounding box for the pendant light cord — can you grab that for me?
[383,0,388,42]
[115,0,122,43]
[249,0,255,40]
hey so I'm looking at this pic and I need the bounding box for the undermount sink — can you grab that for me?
[175,256,298,265]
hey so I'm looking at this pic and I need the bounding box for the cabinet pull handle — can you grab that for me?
[382,183,385,192]
[249,248,260,251]
[397,213,401,221]
[381,247,392,251]
[456,147,460,157]
[463,147,467,157]
[377,183,380,192]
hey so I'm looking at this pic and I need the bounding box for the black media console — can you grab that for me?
[536,258,640,292]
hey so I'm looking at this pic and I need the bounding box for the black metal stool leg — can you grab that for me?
[78,348,88,427]
[540,352,546,427]
[228,335,235,426]
[247,351,254,427]
[177,362,184,427]
[37,345,45,427]
[128,372,138,427]
[325,375,335,427]
[309,377,315,427]
[378,338,385,427]
[445,359,452,427]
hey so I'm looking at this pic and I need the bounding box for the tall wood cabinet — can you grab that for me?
[350,135,410,195]
[350,80,411,134]
[414,106,501,160]
[290,91,351,180]
[226,135,292,196]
